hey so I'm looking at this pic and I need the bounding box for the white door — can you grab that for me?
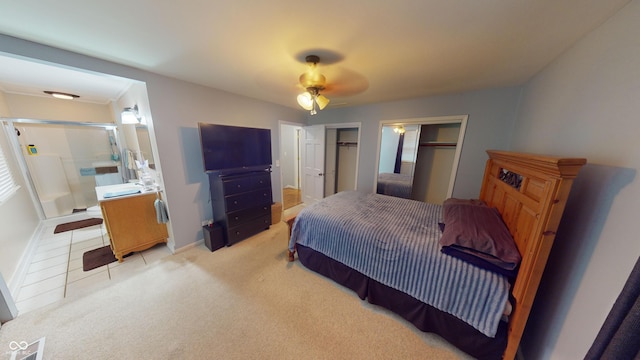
[301,125,325,205]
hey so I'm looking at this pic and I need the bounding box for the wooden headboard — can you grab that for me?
[479,150,586,359]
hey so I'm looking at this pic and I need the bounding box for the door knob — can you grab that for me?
[318,173,324,176]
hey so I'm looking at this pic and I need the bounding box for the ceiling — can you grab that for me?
[0,0,631,110]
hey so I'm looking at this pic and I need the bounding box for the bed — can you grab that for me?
[376,172,413,198]
[288,150,586,359]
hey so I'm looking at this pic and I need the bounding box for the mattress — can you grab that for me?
[288,191,510,338]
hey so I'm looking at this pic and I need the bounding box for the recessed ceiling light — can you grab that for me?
[43,91,80,100]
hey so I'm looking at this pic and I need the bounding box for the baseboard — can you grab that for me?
[173,239,204,255]
[8,220,46,299]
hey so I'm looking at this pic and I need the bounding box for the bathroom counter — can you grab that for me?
[96,184,168,262]
[95,183,157,202]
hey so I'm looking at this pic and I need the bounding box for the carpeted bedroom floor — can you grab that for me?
[0,221,472,359]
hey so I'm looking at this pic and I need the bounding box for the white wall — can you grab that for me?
[0,92,40,284]
[4,93,114,123]
[309,87,522,199]
[511,1,640,358]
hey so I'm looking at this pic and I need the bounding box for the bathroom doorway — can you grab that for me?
[279,122,302,210]
[3,119,126,219]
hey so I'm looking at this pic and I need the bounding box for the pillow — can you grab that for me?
[439,199,521,278]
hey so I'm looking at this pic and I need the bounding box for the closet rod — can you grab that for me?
[337,141,358,146]
[419,142,457,147]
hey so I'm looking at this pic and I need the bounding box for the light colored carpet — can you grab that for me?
[0,221,472,359]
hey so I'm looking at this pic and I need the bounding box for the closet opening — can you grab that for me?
[375,115,467,204]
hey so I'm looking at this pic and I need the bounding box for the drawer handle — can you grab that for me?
[235,216,239,220]
[234,200,238,205]
[235,231,240,235]
[237,184,241,188]
[263,206,267,210]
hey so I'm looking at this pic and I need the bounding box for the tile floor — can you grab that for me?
[14,217,172,315]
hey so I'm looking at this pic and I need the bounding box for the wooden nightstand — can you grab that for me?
[285,215,296,262]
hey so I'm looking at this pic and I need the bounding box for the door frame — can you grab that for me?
[324,122,361,194]
[278,121,304,208]
[278,121,362,207]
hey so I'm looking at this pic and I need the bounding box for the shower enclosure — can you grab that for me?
[2,119,126,219]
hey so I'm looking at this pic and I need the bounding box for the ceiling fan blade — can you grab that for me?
[320,66,369,97]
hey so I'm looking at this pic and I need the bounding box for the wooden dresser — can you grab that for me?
[99,192,168,262]
[209,169,272,246]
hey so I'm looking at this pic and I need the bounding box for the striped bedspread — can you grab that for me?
[288,191,509,338]
[376,172,413,199]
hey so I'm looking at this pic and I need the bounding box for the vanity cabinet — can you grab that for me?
[100,192,168,262]
[209,170,272,246]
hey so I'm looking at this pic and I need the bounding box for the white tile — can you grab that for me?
[28,254,69,273]
[65,271,111,299]
[40,231,72,242]
[70,236,104,253]
[31,246,70,263]
[36,236,71,253]
[108,254,146,280]
[67,256,84,272]
[17,274,66,302]
[22,263,68,286]
[69,239,105,261]
[15,287,65,314]
[66,265,107,284]
[71,227,105,243]
[141,244,172,264]
[107,252,141,269]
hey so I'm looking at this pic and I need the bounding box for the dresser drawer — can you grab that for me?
[225,188,272,212]
[222,172,270,196]
[227,204,270,227]
[226,214,271,245]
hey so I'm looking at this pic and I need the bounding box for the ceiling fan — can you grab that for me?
[296,55,330,115]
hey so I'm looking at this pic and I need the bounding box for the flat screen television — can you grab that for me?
[198,123,272,172]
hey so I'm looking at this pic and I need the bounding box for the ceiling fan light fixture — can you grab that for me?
[316,94,330,110]
[296,55,331,115]
[299,71,326,89]
[297,92,314,110]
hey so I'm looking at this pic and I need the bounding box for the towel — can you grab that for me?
[154,198,169,224]
[103,189,141,198]
[80,167,97,176]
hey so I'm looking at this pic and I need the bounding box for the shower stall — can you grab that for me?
[2,119,127,219]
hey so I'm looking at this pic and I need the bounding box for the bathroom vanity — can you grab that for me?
[96,184,168,262]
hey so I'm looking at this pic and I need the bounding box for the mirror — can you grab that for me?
[120,124,156,184]
[135,125,154,169]
[376,117,466,204]
[376,124,421,199]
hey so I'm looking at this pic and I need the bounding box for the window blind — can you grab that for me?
[0,143,19,204]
